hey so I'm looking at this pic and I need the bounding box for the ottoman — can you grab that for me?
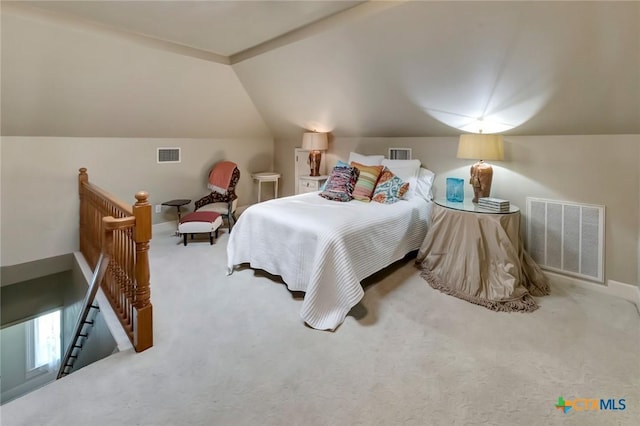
[178,211,223,246]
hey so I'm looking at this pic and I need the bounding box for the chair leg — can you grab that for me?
[228,212,235,232]
[183,234,187,246]
[227,201,234,232]
[209,232,214,245]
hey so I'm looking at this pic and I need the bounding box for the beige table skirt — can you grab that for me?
[416,203,550,312]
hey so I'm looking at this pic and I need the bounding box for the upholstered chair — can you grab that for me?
[194,166,240,231]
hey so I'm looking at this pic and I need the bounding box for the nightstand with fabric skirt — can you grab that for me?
[416,199,550,311]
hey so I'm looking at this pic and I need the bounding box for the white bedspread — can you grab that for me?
[226,192,432,330]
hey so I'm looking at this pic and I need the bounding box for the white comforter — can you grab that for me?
[226,192,432,330]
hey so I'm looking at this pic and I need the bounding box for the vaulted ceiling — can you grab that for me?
[4,1,639,138]
[15,0,365,59]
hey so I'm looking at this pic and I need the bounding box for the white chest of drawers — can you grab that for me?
[298,175,329,194]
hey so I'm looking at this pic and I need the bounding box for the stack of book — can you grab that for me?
[478,197,510,212]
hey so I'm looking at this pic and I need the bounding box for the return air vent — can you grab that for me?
[157,147,181,163]
[526,197,605,283]
[388,147,412,160]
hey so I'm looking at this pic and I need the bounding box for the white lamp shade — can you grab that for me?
[302,132,328,151]
[457,133,504,161]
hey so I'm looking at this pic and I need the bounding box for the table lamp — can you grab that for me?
[456,133,504,203]
[302,131,328,176]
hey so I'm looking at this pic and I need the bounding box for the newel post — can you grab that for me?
[78,167,88,189]
[133,191,153,351]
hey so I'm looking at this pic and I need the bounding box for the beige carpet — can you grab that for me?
[1,222,639,426]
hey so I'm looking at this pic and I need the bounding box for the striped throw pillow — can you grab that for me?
[350,161,384,202]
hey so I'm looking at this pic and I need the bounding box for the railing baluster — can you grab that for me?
[78,168,152,352]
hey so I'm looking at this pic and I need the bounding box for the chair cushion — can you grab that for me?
[197,199,237,214]
[179,213,223,234]
[180,211,221,224]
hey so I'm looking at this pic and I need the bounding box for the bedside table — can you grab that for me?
[298,175,328,194]
[252,172,281,202]
[416,199,550,311]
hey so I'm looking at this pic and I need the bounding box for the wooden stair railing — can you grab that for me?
[78,168,153,352]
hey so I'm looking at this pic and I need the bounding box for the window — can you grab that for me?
[25,310,61,377]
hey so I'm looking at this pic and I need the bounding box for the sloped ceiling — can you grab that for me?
[12,0,365,59]
[232,1,640,137]
[4,1,639,139]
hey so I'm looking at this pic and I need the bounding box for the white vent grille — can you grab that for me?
[388,148,412,160]
[157,147,181,163]
[526,197,605,283]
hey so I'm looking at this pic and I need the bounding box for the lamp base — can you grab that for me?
[469,160,493,203]
[308,150,322,177]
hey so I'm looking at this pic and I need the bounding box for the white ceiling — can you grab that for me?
[17,0,364,57]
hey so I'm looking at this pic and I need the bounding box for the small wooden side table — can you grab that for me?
[161,199,191,222]
[251,172,281,202]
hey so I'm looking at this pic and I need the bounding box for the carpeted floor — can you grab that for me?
[1,222,639,426]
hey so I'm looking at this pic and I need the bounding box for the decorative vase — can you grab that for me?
[446,177,464,202]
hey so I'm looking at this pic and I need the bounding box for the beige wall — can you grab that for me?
[275,134,639,287]
[0,136,273,267]
[1,5,271,139]
[0,4,276,268]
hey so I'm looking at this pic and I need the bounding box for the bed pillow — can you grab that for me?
[319,163,360,202]
[350,161,384,202]
[380,159,421,181]
[371,167,409,204]
[348,152,385,166]
[415,167,436,201]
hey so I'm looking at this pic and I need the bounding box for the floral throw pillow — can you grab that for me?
[350,161,384,202]
[371,167,409,204]
[319,164,360,202]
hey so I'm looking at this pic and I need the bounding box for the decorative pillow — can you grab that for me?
[371,168,409,204]
[319,160,349,191]
[319,164,360,202]
[381,159,421,199]
[350,161,384,202]
[348,152,385,166]
[415,168,436,201]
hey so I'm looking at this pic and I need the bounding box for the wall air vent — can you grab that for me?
[526,197,605,283]
[388,148,412,160]
[157,147,181,163]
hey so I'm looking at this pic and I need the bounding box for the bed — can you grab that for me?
[226,163,434,330]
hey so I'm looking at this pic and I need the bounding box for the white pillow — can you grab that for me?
[380,159,421,182]
[348,152,385,166]
[415,168,435,201]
